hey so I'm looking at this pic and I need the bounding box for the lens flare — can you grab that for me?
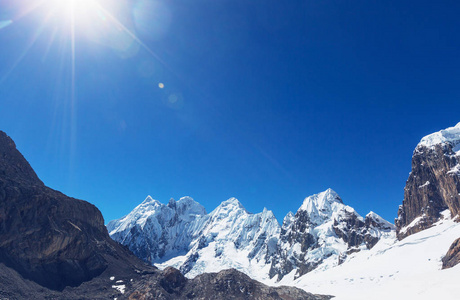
[0,20,13,30]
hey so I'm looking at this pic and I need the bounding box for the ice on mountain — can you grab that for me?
[417,122,460,149]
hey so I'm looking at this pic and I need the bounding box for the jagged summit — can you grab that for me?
[365,211,395,230]
[215,197,246,209]
[296,188,350,228]
[282,211,295,229]
[299,188,343,211]
[142,195,158,204]
[417,122,460,149]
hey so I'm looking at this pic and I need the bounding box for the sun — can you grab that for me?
[51,0,98,15]
[46,0,104,29]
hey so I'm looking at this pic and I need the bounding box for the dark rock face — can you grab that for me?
[159,267,187,294]
[0,131,155,297]
[128,269,333,300]
[442,238,460,269]
[396,143,460,240]
[0,131,115,290]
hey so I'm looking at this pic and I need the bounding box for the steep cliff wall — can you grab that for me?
[396,123,460,240]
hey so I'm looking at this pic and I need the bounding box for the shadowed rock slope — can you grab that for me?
[442,237,460,269]
[0,131,329,300]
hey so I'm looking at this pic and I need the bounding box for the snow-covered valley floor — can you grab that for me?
[277,212,460,299]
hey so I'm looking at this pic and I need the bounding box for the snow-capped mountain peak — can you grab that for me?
[174,196,207,221]
[107,195,163,233]
[282,211,295,229]
[208,197,247,222]
[299,188,343,211]
[297,188,346,226]
[216,197,245,209]
[365,211,395,230]
[417,122,460,150]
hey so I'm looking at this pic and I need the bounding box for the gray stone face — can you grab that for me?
[396,143,460,240]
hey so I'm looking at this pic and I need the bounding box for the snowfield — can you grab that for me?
[276,210,460,300]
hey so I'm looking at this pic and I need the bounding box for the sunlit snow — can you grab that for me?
[276,212,460,300]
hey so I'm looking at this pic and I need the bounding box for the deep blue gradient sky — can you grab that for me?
[1,0,459,224]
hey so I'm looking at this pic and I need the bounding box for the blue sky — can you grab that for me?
[0,0,459,224]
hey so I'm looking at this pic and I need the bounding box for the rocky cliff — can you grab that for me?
[396,123,460,240]
[0,131,120,290]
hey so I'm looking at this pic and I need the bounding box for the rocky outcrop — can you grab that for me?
[128,268,332,300]
[396,123,460,240]
[0,130,326,299]
[442,238,460,269]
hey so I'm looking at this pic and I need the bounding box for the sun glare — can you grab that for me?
[48,0,103,27]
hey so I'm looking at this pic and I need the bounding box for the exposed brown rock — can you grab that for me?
[442,237,460,269]
[396,143,460,240]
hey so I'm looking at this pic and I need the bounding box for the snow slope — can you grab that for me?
[278,210,460,300]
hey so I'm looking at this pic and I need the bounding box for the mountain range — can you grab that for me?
[108,122,460,299]
[0,122,459,299]
[107,189,394,283]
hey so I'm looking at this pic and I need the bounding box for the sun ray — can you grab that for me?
[93,2,166,65]
[70,0,77,178]
[0,17,48,84]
